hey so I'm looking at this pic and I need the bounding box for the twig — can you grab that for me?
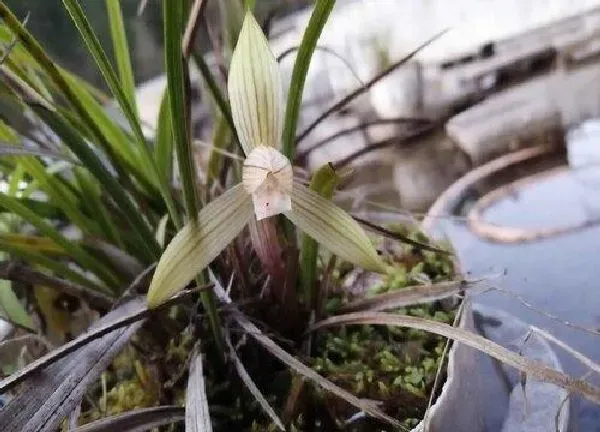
[118,263,157,301]
[333,121,439,169]
[295,116,431,162]
[0,260,113,310]
[295,30,447,144]
[351,215,451,255]
[482,284,600,338]
[182,0,206,59]
[277,45,365,86]
[530,326,600,376]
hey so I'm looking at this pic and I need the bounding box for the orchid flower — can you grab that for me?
[147,13,386,307]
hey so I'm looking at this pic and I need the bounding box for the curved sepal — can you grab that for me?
[228,12,283,155]
[147,185,253,307]
[286,183,387,273]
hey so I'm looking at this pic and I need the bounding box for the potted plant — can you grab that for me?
[0,2,596,431]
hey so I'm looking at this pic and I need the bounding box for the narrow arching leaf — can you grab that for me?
[0,194,121,289]
[0,233,64,255]
[0,144,74,162]
[62,72,141,176]
[0,3,126,177]
[0,298,144,432]
[191,52,235,134]
[233,313,401,428]
[313,312,600,406]
[281,0,335,159]
[224,328,284,431]
[163,0,197,221]
[61,0,145,159]
[228,12,283,155]
[73,406,184,432]
[154,90,173,185]
[33,106,160,261]
[186,346,213,432]
[105,0,138,118]
[62,0,180,226]
[286,183,386,273]
[0,238,108,294]
[147,185,253,307]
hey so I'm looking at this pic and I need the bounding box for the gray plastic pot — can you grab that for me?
[412,302,570,432]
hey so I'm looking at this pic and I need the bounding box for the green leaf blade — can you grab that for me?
[105,0,138,119]
[281,0,335,159]
[0,193,121,289]
[163,0,198,220]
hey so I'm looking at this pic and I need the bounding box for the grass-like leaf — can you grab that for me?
[0,233,64,255]
[0,193,122,289]
[162,0,226,352]
[233,312,402,428]
[154,91,174,187]
[313,312,600,406]
[163,0,197,220]
[105,0,138,118]
[281,0,335,159]
[224,328,284,431]
[186,346,213,432]
[61,0,145,162]
[62,72,142,177]
[73,406,184,432]
[34,106,160,261]
[62,0,181,225]
[0,4,129,178]
[0,238,109,293]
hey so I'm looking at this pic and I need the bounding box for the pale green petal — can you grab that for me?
[228,12,283,155]
[286,183,387,273]
[147,185,253,307]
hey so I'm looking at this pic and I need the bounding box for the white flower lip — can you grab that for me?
[243,146,293,220]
